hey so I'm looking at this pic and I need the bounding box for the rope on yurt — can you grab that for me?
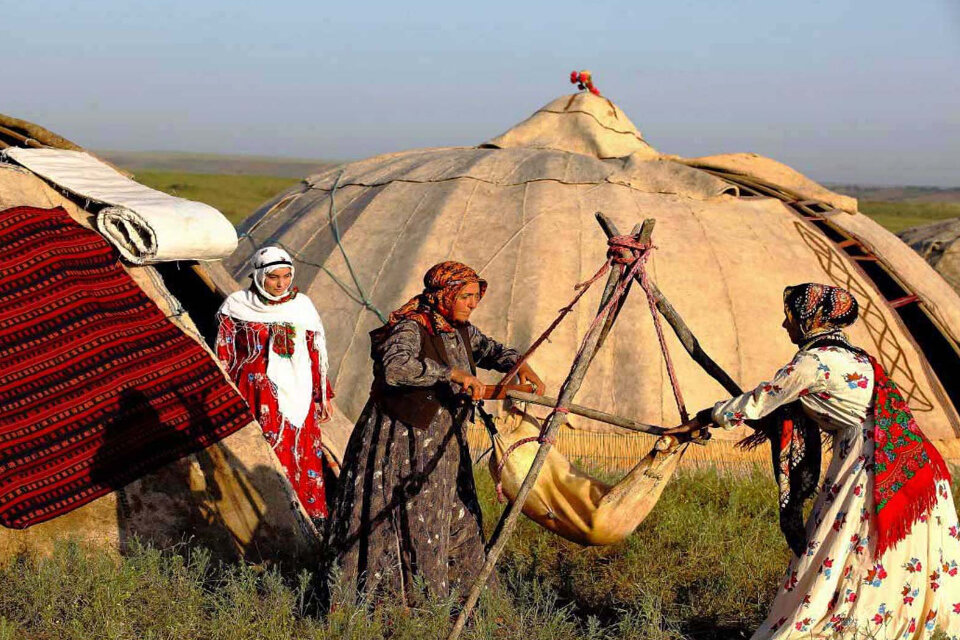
[490,232,689,500]
[325,171,387,323]
[238,170,388,324]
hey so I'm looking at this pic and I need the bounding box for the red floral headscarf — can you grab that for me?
[371,261,487,344]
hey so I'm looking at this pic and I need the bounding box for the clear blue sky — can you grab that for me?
[3,0,958,185]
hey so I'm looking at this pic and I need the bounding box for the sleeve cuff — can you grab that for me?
[710,403,723,425]
[711,401,746,430]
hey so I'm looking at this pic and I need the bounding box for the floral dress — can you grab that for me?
[713,345,960,639]
[216,315,333,520]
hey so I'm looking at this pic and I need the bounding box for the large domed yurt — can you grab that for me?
[0,115,317,564]
[899,218,960,296]
[221,91,960,470]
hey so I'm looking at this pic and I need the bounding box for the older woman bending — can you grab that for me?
[327,261,542,604]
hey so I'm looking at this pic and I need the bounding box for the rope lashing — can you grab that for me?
[494,234,653,391]
[606,234,651,264]
[492,232,669,500]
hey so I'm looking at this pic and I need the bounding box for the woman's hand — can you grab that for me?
[663,408,715,440]
[450,368,485,401]
[517,363,546,396]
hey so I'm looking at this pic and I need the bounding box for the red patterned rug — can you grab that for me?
[0,206,252,529]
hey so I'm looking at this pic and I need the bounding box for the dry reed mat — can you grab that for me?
[467,422,764,474]
[467,423,960,475]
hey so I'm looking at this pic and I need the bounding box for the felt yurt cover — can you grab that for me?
[223,92,960,467]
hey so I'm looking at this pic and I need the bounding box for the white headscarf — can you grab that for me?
[251,246,296,302]
[218,247,328,428]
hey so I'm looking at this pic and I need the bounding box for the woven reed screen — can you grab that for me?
[464,423,771,474]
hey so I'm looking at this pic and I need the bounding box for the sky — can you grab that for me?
[2,0,958,186]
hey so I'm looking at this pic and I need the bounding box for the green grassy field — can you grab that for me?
[100,150,335,179]
[0,470,790,640]
[4,468,956,639]
[858,201,960,234]
[133,171,299,225]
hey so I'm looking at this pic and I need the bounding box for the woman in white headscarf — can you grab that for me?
[216,246,334,522]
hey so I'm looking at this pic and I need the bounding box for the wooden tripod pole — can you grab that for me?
[446,217,649,640]
[595,213,743,397]
[590,219,648,363]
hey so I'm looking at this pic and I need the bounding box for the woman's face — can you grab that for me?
[451,282,481,323]
[263,267,293,297]
[782,308,804,344]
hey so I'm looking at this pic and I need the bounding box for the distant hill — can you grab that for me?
[96,150,338,178]
[830,185,960,204]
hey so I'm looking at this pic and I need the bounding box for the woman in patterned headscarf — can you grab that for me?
[327,261,543,604]
[668,283,960,639]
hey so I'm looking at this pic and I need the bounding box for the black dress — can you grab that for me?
[326,319,519,603]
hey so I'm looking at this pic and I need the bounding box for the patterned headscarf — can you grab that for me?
[372,261,487,344]
[783,283,859,343]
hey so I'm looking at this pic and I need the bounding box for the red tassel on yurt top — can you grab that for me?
[569,70,601,96]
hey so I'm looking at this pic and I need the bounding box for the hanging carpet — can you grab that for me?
[0,206,252,529]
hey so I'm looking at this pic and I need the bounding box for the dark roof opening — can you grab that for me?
[705,169,960,430]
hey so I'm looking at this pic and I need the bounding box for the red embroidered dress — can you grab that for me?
[216,312,333,520]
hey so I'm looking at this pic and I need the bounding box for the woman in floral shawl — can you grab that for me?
[670,283,960,639]
[326,261,543,604]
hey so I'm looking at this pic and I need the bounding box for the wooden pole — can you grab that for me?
[0,114,84,151]
[505,390,667,436]
[591,219,651,362]
[595,213,744,397]
[0,125,43,149]
[446,220,646,640]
